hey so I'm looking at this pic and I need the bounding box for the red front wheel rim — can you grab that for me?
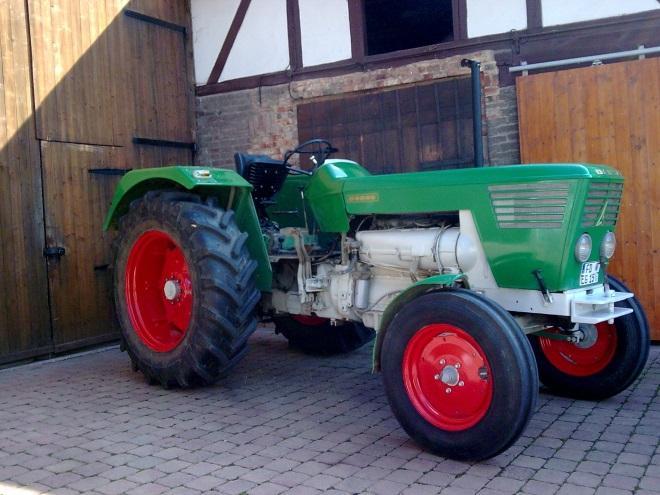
[125,230,193,352]
[403,324,493,431]
[539,323,618,377]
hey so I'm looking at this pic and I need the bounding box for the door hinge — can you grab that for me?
[88,168,132,176]
[43,246,66,259]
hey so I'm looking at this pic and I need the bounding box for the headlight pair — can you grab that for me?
[574,232,616,262]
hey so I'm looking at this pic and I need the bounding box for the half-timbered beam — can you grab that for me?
[286,0,303,70]
[526,0,543,32]
[347,0,365,61]
[207,0,252,84]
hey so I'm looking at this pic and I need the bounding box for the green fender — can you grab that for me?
[103,166,272,291]
[372,273,465,371]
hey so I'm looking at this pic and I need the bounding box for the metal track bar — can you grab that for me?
[510,46,660,73]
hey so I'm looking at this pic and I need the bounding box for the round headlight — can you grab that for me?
[575,233,592,262]
[600,231,616,259]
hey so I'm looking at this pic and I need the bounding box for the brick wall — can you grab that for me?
[195,86,298,169]
[484,85,521,165]
[195,50,521,169]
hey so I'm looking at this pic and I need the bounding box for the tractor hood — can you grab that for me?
[304,160,623,292]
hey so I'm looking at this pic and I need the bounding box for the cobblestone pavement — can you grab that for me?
[0,328,658,495]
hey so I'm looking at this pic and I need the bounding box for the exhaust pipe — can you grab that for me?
[461,59,484,167]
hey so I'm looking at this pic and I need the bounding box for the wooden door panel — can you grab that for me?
[126,14,193,144]
[0,0,51,363]
[517,58,659,339]
[41,141,123,348]
[28,0,128,145]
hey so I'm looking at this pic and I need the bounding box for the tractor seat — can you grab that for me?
[234,152,288,201]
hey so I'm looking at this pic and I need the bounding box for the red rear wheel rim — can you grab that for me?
[403,324,493,431]
[292,315,327,326]
[125,230,193,352]
[539,323,617,377]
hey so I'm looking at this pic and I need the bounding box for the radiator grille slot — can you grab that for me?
[581,182,623,227]
[489,182,569,229]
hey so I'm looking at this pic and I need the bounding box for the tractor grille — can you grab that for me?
[581,181,622,227]
[488,182,569,229]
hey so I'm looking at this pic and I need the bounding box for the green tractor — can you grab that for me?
[104,139,649,461]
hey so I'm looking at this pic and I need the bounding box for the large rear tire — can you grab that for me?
[381,290,538,461]
[274,315,374,355]
[114,191,260,388]
[530,275,649,400]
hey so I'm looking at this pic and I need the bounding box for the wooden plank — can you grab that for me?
[0,0,51,360]
[517,59,660,339]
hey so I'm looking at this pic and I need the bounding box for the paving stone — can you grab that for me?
[638,476,660,490]
[450,474,488,490]
[216,479,256,494]
[601,473,638,490]
[125,482,168,495]
[271,470,311,487]
[618,452,651,466]
[249,482,289,495]
[368,479,409,494]
[96,479,138,495]
[556,484,596,495]
[384,468,422,484]
[486,476,525,493]
[183,474,225,491]
[577,460,611,475]
[303,473,342,490]
[567,471,602,488]
[523,479,560,495]
[533,468,569,484]
[334,475,374,492]
[594,487,633,495]
[400,483,441,494]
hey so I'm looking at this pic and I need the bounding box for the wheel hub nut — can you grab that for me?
[163,280,181,301]
[439,365,460,386]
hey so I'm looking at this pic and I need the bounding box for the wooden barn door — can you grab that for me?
[26,0,193,352]
[517,58,659,339]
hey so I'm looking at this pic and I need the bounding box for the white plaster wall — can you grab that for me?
[467,0,527,37]
[542,0,660,26]
[299,0,352,67]
[191,0,241,84]
[220,0,290,82]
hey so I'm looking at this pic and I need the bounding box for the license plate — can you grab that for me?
[579,261,601,286]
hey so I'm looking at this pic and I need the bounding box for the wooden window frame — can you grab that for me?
[348,0,467,61]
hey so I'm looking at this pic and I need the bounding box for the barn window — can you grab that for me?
[364,0,455,56]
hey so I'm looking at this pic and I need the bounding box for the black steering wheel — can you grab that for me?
[283,139,338,176]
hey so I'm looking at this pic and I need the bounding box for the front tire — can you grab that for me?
[381,290,538,461]
[114,191,260,388]
[530,275,649,400]
[274,315,374,355]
